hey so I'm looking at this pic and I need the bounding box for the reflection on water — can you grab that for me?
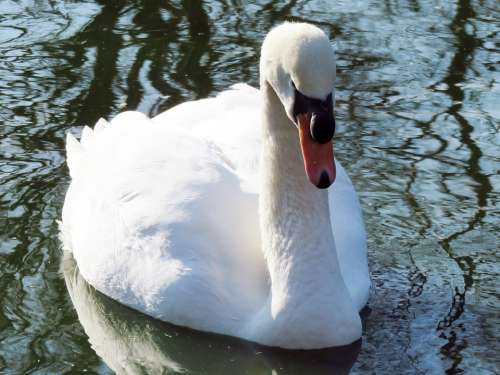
[62,252,360,375]
[0,0,498,373]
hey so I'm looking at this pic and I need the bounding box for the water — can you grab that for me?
[0,0,498,373]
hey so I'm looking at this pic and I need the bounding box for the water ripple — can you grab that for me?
[0,0,498,373]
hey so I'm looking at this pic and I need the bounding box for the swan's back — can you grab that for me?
[153,83,262,192]
[62,103,266,335]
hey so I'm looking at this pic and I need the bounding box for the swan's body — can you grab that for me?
[61,23,370,349]
[62,251,361,374]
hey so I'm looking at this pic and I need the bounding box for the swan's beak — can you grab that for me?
[298,113,336,189]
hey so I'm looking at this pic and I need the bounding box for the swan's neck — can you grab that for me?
[259,83,344,306]
[257,83,360,347]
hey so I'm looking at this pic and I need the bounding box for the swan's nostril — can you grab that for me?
[316,170,331,189]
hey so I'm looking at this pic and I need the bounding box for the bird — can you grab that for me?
[61,22,370,350]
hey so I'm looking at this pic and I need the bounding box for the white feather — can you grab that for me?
[93,118,108,135]
[62,22,370,350]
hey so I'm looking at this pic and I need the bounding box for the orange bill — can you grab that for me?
[298,113,336,189]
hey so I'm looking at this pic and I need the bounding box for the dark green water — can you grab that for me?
[1,0,499,373]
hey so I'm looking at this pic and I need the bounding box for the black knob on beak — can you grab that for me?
[293,86,335,143]
[310,111,334,144]
[310,93,335,144]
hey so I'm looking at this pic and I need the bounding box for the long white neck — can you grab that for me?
[256,82,360,348]
[259,81,341,304]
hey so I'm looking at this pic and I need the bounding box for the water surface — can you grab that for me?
[0,0,499,373]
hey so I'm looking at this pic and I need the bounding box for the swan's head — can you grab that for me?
[261,22,336,189]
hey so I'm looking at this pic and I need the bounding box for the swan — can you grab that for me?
[61,22,370,350]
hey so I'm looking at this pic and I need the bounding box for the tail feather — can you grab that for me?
[66,118,110,178]
[80,126,94,149]
[94,118,108,135]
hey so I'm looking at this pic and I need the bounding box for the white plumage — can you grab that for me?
[62,22,370,349]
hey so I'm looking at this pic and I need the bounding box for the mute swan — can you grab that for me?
[61,22,370,350]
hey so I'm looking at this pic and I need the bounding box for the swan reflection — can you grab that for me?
[62,251,360,374]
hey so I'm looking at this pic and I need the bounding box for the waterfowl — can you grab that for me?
[61,22,370,349]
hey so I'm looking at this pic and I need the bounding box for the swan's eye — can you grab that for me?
[321,93,332,111]
[293,85,308,119]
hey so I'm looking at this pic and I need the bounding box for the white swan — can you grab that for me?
[61,22,370,350]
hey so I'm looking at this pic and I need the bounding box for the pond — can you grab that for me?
[0,0,498,373]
